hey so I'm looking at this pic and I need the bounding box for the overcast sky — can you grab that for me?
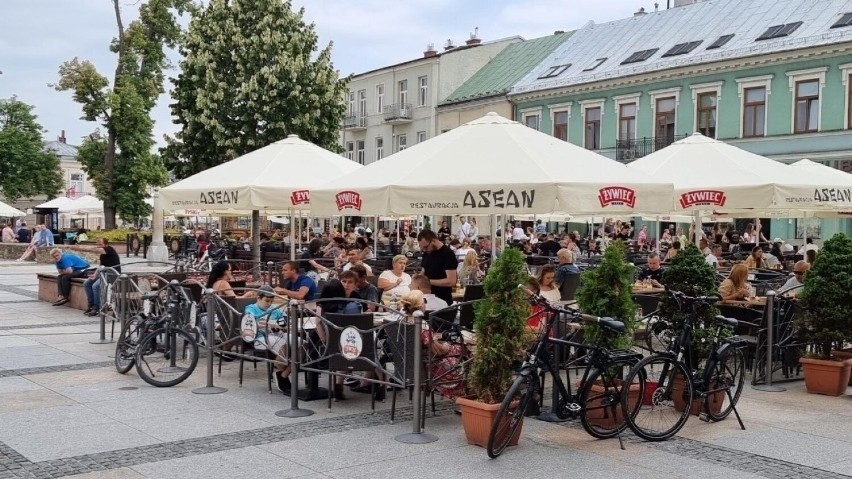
[0,0,650,148]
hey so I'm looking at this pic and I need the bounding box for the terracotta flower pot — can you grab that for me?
[830,350,852,386]
[585,380,642,430]
[672,376,724,416]
[800,357,852,396]
[455,396,522,448]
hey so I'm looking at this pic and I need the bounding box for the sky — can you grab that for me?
[0,0,651,149]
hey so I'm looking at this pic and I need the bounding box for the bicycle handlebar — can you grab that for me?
[517,284,619,327]
[666,288,721,305]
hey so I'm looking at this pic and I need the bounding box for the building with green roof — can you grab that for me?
[436,31,573,133]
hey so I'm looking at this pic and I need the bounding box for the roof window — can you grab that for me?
[621,48,659,65]
[831,13,852,28]
[755,21,803,41]
[662,41,703,57]
[537,64,571,79]
[583,58,608,72]
[706,34,735,50]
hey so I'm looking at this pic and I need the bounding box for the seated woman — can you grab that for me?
[399,290,468,400]
[719,263,751,301]
[663,241,681,263]
[378,255,412,296]
[536,265,561,302]
[457,250,483,286]
[355,237,374,260]
[206,261,237,297]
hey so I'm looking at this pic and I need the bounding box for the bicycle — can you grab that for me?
[487,289,647,458]
[133,282,200,387]
[620,289,751,441]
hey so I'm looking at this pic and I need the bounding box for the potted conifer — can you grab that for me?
[797,233,852,396]
[456,247,530,447]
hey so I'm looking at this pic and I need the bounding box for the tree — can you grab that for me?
[0,97,62,202]
[164,0,349,178]
[54,0,193,228]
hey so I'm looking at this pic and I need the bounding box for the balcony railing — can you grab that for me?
[343,113,367,129]
[615,134,687,162]
[383,103,413,123]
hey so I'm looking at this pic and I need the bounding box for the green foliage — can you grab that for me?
[469,248,530,404]
[0,98,63,201]
[797,233,852,359]
[659,242,720,365]
[164,0,349,178]
[87,228,135,243]
[54,0,193,227]
[575,241,638,349]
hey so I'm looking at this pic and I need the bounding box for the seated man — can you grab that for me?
[341,248,373,276]
[744,246,769,269]
[698,238,711,256]
[637,252,664,287]
[410,274,448,311]
[705,244,723,269]
[554,248,580,286]
[275,260,316,301]
[76,238,122,316]
[780,260,810,295]
[50,248,90,306]
[17,225,44,262]
[350,264,379,311]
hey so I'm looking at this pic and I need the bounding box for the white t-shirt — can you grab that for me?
[512,227,528,241]
[342,262,373,276]
[378,270,411,295]
[424,294,449,311]
[797,244,818,255]
[540,287,561,302]
[455,247,473,261]
[781,243,794,253]
[705,253,718,268]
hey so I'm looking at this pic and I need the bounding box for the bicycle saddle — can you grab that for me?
[714,315,738,327]
[598,317,625,333]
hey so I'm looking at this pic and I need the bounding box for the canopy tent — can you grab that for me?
[159,134,362,213]
[36,197,74,210]
[59,195,104,214]
[311,112,674,217]
[626,133,852,213]
[0,200,25,218]
[784,159,852,210]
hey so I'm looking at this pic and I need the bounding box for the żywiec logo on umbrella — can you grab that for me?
[598,186,636,208]
[335,191,362,211]
[679,190,726,209]
[290,190,310,206]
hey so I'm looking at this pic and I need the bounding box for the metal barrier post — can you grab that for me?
[752,290,785,392]
[538,310,565,422]
[276,300,314,417]
[266,261,274,286]
[193,289,228,395]
[90,267,112,344]
[396,310,438,443]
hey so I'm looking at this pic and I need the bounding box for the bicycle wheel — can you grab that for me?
[622,355,692,441]
[704,347,745,421]
[135,327,199,387]
[114,316,144,374]
[579,362,645,439]
[487,372,537,459]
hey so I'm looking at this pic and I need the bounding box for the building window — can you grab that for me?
[696,92,717,138]
[417,131,426,143]
[358,90,366,114]
[345,141,354,161]
[794,80,819,133]
[356,140,365,165]
[398,80,408,105]
[584,107,601,149]
[520,108,542,131]
[619,103,637,141]
[376,84,384,113]
[397,134,407,152]
[524,114,539,130]
[552,110,569,141]
[347,92,355,114]
[418,76,428,107]
[655,97,676,145]
[375,137,384,161]
[742,87,766,138]
[69,172,84,196]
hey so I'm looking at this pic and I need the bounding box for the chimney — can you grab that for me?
[444,39,455,51]
[634,7,647,16]
[554,30,565,35]
[423,43,437,58]
[465,27,481,45]
[58,130,66,144]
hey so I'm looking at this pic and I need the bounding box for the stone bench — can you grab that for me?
[0,243,100,264]
[37,273,90,311]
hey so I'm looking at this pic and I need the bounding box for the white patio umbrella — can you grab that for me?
[60,194,104,214]
[783,159,852,210]
[36,197,74,210]
[0,200,25,218]
[311,112,674,217]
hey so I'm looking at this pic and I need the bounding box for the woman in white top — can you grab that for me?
[377,255,411,296]
[468,218,479,241]
[454,238,474,261]
[536,265,562,302]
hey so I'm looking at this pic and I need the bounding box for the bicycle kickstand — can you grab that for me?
[728,389,746,431]
[612,405,626,450]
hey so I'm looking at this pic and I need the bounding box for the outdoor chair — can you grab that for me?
[558,273,582,301]
[323,313,379,410]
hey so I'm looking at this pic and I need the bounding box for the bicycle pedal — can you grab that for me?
[698,412,711,423]
[566,403,581,413]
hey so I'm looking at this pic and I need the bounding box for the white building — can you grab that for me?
[339,33,523,165]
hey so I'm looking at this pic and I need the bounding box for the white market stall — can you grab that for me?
[59,194,105,229]
[0,200,25,218]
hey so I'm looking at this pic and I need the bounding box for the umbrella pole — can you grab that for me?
[251,210,261,281]
[289,209,296,261]
[693,210,702,247]
[374,215,379,254]
[490,214,497,264]
[656,216,661,253]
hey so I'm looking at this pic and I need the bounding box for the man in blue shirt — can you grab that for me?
[50,248,90,306]
[274,261,316,301]
[555,248,581,286]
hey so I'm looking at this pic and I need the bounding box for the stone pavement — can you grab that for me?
[0,259,850,478]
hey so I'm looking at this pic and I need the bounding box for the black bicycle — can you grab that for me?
[133,282,200,387]
[620,290,750,441]
[487,291,646,458]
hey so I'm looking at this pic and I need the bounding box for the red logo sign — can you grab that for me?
[290,190,310,205]
[335,191,362,211]
[679,190,726,208]
[598,186,636,208]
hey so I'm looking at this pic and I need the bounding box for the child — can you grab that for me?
[241,285,291,392]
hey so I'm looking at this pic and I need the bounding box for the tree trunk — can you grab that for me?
[102,0,125,230]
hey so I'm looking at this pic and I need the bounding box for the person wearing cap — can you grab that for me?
[242,285,292,392]
[777,237,794,254]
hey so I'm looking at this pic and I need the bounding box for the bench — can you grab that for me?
[37,273,90,311]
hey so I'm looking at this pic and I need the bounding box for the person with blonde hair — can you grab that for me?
[719,263,751,301]
[378,255,412,295]
[457,250,482,286]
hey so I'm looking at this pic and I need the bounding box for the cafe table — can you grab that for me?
[717,296,767,308]
[631,284,666,295]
